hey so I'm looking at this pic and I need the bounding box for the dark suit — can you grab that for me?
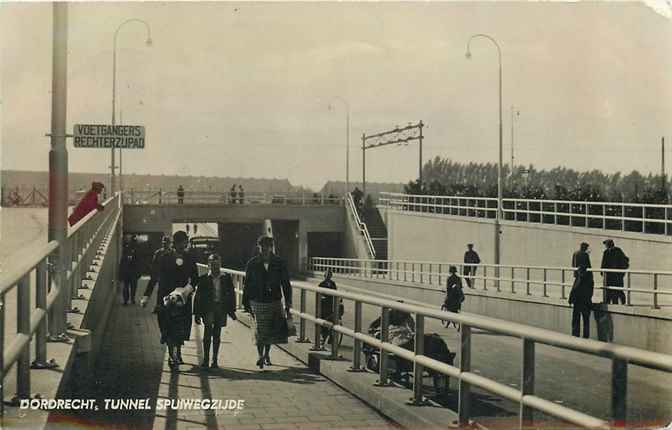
[601,247,628,304]
[570,249,594,338]
[194,272,237,327]
[242,254,292,309]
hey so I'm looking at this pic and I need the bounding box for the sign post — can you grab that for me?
[73,124,145,149]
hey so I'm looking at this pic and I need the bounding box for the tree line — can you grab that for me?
[403,157,670,204]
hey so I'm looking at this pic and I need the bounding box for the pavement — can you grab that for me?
[49,278,399,430]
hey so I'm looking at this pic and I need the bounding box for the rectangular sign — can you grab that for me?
[73,124,145,149]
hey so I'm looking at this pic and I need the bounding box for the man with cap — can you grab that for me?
[242,235,292,369]
[569,242,594,338]
[463,244,481,288]
[141,230,199,368]
[600,239,629,305]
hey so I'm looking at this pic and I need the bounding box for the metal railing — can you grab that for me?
[346,193,376,258]
[308,257,672,309]
[124,190,343,206]
[217,266,672,429]
[379,192,672,236]
[0,194,121,416]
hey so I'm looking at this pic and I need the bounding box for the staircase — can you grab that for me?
[362,207,388,261]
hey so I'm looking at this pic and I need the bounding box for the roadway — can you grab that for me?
[288,278,672,428]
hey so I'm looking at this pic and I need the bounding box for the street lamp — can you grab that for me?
[466,33,503,269]
[328,97,350,195]
[111,18,152,194]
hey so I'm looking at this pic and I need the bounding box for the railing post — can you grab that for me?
[520,339,535,428]
[404,262,407,282]
[653,273,659,309]
[376,307,390,386]
[351,301,364,372]
[296,289,309,343]
[611,359,628,427]
[554,202,558,225]
[561,269,566,300]
[17,275,31,399]
[458,325,471,426]
[330,292,340,359]
[412,315,425,405]
[412,263,415,283]
[483,266,487,291]
[429,263,433,286]
[526,268,531,296]
[542,269,548,297]
[35,260,48,367]
[438,264,442,286]
[601,204,605,229]
[626,272,631,306]
[420,263,423,284]
[642,207,646,233]
[310,291,324,351]
[511,267,515,293]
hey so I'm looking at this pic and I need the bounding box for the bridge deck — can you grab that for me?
[50,278,397,430]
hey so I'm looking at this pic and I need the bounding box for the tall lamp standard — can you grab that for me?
[329,97,351,195]
[466,33,504,270]
[111,18,152,194]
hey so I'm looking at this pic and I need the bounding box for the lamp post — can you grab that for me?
[111,18,152,193]
[511,105,519,176]
[466,33,503,269]
[329,97,351,195]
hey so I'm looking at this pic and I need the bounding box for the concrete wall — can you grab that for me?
[323,274,672,355]
[386,209,672,272]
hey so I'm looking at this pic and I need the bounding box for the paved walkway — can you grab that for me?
[52,278,398,430]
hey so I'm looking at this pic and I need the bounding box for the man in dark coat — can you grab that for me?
[318,269,343,346]
[140,231,198,368]
[243,236,292,369]
[463,244,481,288]
[119,235,140,305]
[570,242,594,338]
[600,239,629,305]
[444,266,464,329]
[194,253,237,369]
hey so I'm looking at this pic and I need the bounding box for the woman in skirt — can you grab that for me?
[242,236,293,369]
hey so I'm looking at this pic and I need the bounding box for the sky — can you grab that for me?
[1,1,671,190]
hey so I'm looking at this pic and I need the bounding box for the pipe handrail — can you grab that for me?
[346,193,376,258]
[220,266,672,429]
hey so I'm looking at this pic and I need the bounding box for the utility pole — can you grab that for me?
[663,137,667,202]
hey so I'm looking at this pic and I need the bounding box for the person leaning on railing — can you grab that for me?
[68,182,104,226]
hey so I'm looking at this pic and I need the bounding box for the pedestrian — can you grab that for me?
[177,185,185,204]
[119,235,140,305]
[318,269,343,347]
[444,266,464,329]
[194,253,237,369]
[242,236,293,369]
[351,187,363,209]
[230,184,237,204]
[140,231,198,369]
[600,239,629,305]
[238,185,245,204]
[570,242,594,338]
[68,182,105,226]
[463,243,481,288]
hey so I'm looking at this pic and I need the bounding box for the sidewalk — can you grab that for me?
[50,279,398,430]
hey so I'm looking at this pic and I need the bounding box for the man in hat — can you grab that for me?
[463,244,481,288]
[141,230,198,368]
[569,242,594,338]
[194,253,237,369]
[68,182,105,226]
[600,239,629,305]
